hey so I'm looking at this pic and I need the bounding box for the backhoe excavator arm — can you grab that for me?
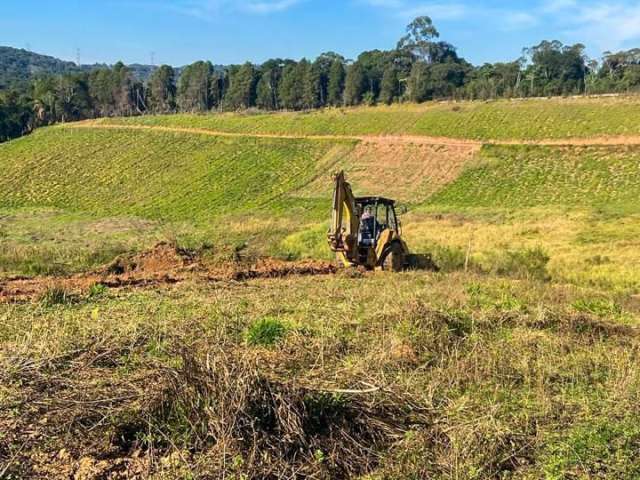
[327,171,360,264]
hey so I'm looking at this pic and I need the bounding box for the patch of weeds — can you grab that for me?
[466,282,524,311]
[585,254,612,266]
[304,392,348,434]
[543,418,640,479]
[277,224,331,261]
[39,286,77,306]
[245,317,288,347]
[444,309,475,337]
[487,246,550,281]
[84,245,132,270]
[87,283,108,299]
[430,244,468,272]
[518,227,540,237]
[572,298,622,318]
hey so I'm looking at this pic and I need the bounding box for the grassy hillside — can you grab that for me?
[0,126,353,221]
[3,119,640,291]
[2,101,640,478]
[429,145,640,211]
[97,96,640,140]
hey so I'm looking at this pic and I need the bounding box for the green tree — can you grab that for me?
[314,52,344,106]
[327,58,346,106]
[279,62,303,110]
[55,73,93,121]
[300,59,321,109]
[379,64,399,104]
[224,62,258,110]
[88,68,116,116]
[343,62,365,106]
[210,70,228,110]
[397,16,440,63]
[177,61,213,112]
[256,59,284,110]
[524,40,588,96]
[0,90,33,142]
[32,76,58,124]
[148,65,176,113]
[112,62,136,116]
[407,61,431,102]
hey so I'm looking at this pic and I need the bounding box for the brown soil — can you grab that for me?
[0,242,337,303]
[345,139,479,202]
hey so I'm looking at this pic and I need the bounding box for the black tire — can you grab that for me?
[381,243,405,272]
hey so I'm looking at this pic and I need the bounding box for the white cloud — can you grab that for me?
[363,0,640,52]
[397,3,468,21]
[359,0,468,20]
[169,0,302,19]
[542,1,640,52]
[541,0,577,13]
[243,0,301,13]
[501,11,538,31]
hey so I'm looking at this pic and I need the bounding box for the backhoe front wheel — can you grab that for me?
[381,243,406,272]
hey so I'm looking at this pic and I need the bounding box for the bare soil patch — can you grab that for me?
[345,139,479,202]
[0,243,337,303]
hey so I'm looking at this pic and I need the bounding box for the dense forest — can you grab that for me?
[2,16,640,143]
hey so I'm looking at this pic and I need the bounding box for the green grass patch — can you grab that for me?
[429,145,640,213]
[245,317,289,347]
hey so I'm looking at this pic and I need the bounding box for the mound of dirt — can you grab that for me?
[104,242,196,276]
[0,244,338,303]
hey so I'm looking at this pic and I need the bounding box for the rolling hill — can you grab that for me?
[0,46,161,90]
[1,96,640,289]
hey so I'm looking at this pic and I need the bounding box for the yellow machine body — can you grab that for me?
[328,171,409,271]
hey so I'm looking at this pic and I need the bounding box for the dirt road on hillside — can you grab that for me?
[67,121,640,147]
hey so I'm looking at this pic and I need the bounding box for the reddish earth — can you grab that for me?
[0,243,337,303]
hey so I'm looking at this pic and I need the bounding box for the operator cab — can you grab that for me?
[356,197,400,251]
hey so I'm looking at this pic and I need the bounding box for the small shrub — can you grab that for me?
[39,286,75,306]
[572,298,622,317]
[362,91,377,106]
[466,282,524,311]
[245,317,288,347]
[88,283,108,299]
[543,419,640,479]
[277,225,331,261]
[430,244,467,272]
[487,246,550,281]
[585,255,611,266]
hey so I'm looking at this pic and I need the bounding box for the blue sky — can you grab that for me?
[3,0,640,66]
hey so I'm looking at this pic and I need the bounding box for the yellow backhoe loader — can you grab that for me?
[328,171,410,271]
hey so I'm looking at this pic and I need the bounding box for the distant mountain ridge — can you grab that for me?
[0,46,163,90]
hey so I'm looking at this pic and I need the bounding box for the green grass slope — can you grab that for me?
[429,145,640,212]
[0,126,354,221]
[3,108,640,291]
[98,95,640,140]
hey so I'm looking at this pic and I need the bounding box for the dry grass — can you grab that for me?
[1,271,639,478]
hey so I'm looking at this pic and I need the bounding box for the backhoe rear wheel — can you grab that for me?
[381,243,405,272]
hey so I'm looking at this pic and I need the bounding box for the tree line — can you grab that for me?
[3,16,640,142]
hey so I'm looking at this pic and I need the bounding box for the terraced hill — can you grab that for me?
[2,97,640,289]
